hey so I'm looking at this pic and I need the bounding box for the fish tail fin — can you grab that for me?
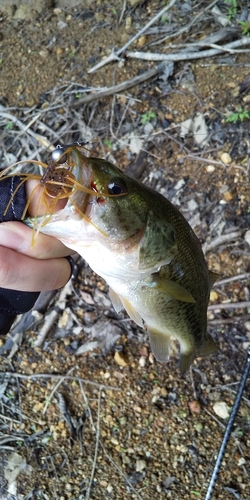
[180,334,218,374]
[197,334,218,358]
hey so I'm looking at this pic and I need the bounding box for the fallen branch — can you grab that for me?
[203,231,242,253]
[1,371,120,390]
[85,388,101,500]
[34,280,73,347]
[215,273,250,287]
[127,37,250,62]
[88,0,177,73]
[70,65,161,107]
[208,301,250,311]
[151,0,220,46]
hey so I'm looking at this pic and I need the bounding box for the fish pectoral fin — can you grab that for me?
[147,328,171,363]
[147,276,195,303]
[209,270,220,289]
[197,334,218,358]
[121,297,144,328]
[109,288,124,313]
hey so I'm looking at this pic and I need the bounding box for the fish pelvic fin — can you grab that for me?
[109,288,123,313]
[147,276,195,303]
[147,327,171,363]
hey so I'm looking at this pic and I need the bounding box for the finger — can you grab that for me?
[0,246,72,291]
[0,221,74,259]
[26,180,67,216]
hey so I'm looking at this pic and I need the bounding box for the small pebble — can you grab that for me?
[125,16,132,30]
[213,401,230,419]
[223,191,233,201]
[244,230,250,246]
[114,351,128,367]
[220,152,232,164]
[136,459,147,472]
[206,165,215,173]
[189,400,201,414]
[148,353,155,364]
[139,356,146,367]
[137,35,147,48]
[244,321,250,331]
[210,291,218,302]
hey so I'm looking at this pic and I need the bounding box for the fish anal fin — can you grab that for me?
[121,297,144,328]
[180,351,195,375]
[147,328,171,363]
[149,276,195,303]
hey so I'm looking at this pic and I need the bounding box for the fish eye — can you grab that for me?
[107,178,128,196]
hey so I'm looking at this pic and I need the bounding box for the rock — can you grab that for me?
[244,230,250,246]
[114,351,128,367]
[139,356,146,367]
[210,291,218,302]
[14,5,37,21]
[244,321,250,332]
[137,36,147,48]
[213,401,230,419]
[223,191,233,201]
[136,459,147,472]
[206,165,215,173]
[189,400,201,414]
[220,152,232,164]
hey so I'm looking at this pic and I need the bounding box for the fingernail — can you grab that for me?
[0,226,27,251]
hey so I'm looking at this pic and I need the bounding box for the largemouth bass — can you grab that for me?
[25,145,218,373]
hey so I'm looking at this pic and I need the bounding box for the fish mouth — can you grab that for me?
[24,147,97,234]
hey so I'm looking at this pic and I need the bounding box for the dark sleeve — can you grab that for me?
[0,176,40,334]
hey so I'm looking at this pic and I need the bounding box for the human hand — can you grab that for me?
[0,179,73,292]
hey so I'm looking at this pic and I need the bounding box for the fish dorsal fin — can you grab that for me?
[147,275,195,303]
[209,270,220,289]
[120,297,144,327]
[147,328,171,363]
[109,288,123,313]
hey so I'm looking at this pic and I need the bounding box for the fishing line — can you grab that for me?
[204,346,250,500]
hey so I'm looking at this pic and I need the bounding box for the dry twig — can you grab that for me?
[88,0,177,73]
[34,280,73,347]
[208,301,250,311]
[85,387,101,500]
[127,37,250,62]
[203,231,242,253]
[0,372,120,391]
[70,66,161,107]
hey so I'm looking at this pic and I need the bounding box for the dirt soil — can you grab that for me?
[0,1,250,499]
